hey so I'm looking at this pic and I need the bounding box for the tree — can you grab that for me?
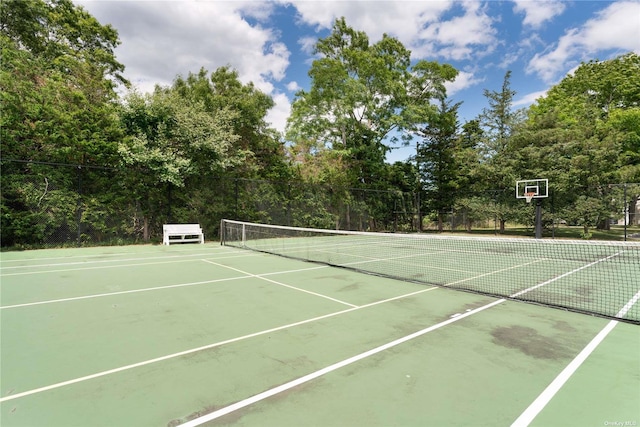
[172,67,290,181]
[1,0,126,83]
[478,71,517,158]
[417,99,461,231]
[470,71,522,231]
[118,89,241,239]
[169,67,295,228]
[511,52,640,235]
[1,0,129,246]
[286,17,457,189]
[386,161,421,231]
[1,0,127,164]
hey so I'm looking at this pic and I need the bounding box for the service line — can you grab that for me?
[178,252,624,426]
[0,286,439,403]
[0,264,330,310]
[202,259,358,308]
[177,298,506,427]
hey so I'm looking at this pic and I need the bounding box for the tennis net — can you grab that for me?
[220,219,640,324]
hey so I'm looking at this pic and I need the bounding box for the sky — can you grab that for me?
[75,0,640,162]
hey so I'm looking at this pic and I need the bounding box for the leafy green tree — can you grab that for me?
[511,52,640,235]
[172,67,290,181]
[1,0,127,163]
[286,18,456,231]
[1,0,126,81]
[467,71,522,231]
[386,161,420,230]
[478,71,517,158]
[287,17,457,189]
[118,89,241,239]
[1,0,128,246]
[168,67,294,228]
[417,99,461,231]
[605,108,640,183]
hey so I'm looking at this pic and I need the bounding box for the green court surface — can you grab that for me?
[1,243,639,427]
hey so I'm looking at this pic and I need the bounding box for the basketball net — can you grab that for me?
[525,192,536,203]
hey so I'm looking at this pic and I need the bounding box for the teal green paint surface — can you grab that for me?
[531,321,640,427]
[1,244,638,426]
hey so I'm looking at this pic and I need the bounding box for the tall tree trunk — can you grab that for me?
[143,216,150,241]
[345,203,351,230]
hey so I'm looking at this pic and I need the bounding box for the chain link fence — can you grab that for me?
[2,159,638,248]
[1,160,420,248]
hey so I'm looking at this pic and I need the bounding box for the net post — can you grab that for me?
[220,219,225,245]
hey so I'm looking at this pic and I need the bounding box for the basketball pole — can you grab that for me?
[535,199,542,239]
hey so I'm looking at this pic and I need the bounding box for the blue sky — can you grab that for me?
[76,0,640,162]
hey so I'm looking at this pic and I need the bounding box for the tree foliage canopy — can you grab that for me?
[287,18,457,188]
[2,6,638,246]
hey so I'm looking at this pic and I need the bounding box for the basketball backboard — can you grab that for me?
[516,179,549,202]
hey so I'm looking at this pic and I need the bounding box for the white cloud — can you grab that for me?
[286,81,302,92]
[445,71,484,96]
[285,0,456,60]
[75,0,290,95]
[512,0,566,29]
[528,1,640,82]
[266,92,292,134]
[285,0,498,62]
[298,36,317,55]
[513,89,547,107]
[499,52,520,69]
[286,0,453,43]
[414,1,498,60]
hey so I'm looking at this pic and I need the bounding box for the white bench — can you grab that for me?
[162,224,204,245]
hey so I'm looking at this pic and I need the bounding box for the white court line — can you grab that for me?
[0,253,259,277]
[0,276,248,310]
[445,259,545,287]
[338,251,521,275]
[0,264,331,310]
[0,250,251,271]
[250,240,560,280]
[0,286,439,403]
[510,252,623,298]
[0,253,536,310]
[177,252,626,427]
[327,249,478,274]
[0,244,234,264]
[177,298,507,427]
[0,249,626,411]
[254,237,556,265]
[511,288,640,427]
[202,259,358,308]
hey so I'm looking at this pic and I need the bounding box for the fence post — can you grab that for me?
[416,191,422,232]
[167,182,172,223]
[234,178,239,219]
[624,184,628,242]
[76,165,82,246]
[287,184,292,226]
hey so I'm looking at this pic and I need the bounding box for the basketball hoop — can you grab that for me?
[525,192,536,203]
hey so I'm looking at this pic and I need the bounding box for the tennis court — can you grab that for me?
[1,222,639,426]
